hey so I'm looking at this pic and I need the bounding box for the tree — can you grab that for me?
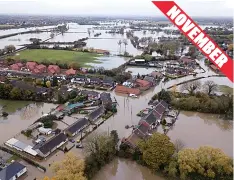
[137,133,175,170]
[122,39,128,52]
[180,81,201,95]
[178,146,233,180]
[35,79,42,86]
[46,81,51,88]
[52,152,86,180]
[10,87,21,100]
[52,76,58,87]
[4,45,16,53]
[118,40,122,53]
[158,89,171,103]
[203,80,217,95]
[69,62,80,70]
[174,139,185,153]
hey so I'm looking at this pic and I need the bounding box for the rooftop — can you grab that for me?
[66,118,89,134]
[0,162,26,180]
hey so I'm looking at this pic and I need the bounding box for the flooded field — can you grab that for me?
[0,100,57,143]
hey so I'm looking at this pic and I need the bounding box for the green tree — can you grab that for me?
[178,146,233,180]
[137,133,175,170]
[10,87,22,100]
[35,79,42,86]
[158,89,171,103]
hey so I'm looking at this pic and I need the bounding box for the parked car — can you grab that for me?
[69,139,75,143]
[129,94,138,98]
[76,142,83,148]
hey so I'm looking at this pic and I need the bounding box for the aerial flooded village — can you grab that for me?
[0,1,233,180]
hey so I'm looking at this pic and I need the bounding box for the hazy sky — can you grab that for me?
[0,0,233,17]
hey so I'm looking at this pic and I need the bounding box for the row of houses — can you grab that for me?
[71,76,115,87]
[122,100,168,148]
[9,61,79,76]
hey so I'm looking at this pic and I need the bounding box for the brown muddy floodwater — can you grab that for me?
[0,100,57,143]
[93,158,165,180]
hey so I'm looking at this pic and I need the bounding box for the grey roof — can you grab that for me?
[0,162,26,180]
[88,106,105,121]
[100,92,112,103]
[144,76,155,83]
[160,100,168,109]
[80,90,99,97]
[13,141,28,150]
[141,109,161,125]
[34,133,67,155]
[66,118,89,134]
[154,103,166,115]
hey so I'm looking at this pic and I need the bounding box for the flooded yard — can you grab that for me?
[0,100,57,143]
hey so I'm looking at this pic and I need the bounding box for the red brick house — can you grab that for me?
[48,65,61,74]
[115,85,141,95]
[135,79,151,91]
[10,64,20,71]
[36,64,47,73]
[26,62,37,71]
[65,68,77,76]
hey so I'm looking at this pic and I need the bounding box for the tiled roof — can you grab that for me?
[66,68,77,76]
[136,79,151,87]
[115,85,141,95]
[36,133,67,155]
[144,76,155,83]
[88,106,105,121]
[0,162,26,180]
[66,118,89,134]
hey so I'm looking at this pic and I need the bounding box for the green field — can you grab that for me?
[11,49,102,67]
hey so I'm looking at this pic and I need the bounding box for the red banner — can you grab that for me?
[152,1,233,82]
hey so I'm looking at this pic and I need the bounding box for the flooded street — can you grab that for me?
[93,158,165,180]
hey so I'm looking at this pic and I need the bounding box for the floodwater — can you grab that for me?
[0,100,57,143]
[93,158,165,180]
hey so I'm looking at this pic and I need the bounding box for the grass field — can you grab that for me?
[11,49,102,67]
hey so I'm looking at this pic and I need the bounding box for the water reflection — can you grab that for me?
[93,158,165,180]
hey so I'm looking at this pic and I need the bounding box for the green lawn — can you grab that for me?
[11,49,102,67]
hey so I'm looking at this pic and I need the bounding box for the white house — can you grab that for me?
[0,161,27,180]
[38,127,52,135]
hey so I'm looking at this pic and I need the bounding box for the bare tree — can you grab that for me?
[117,40,122,53]
[203,80,217,95]
[174,139,185,153]
[180,80,201,95]
[122,39,128,53]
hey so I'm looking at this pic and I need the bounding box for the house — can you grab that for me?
[135,79,151,91]
[26,62,37,71]
[87,77,102,85]
[115,85,141,95]
[93,49,110,55]
[88,106,105,122]
[65,68,77,76]
[102,78,114,87]
[34,132,67,158]
[80,90,100,100]
[38,127,52,135]
[5,138,38,156]
[140,110,161,126]
[143,76,155,86]
[150,71,163,79]
[122,133,142,148]
[36,64,47,73]
[10,63,23,71]
[133,121,151,138]
[65,118,89,137]
[48,65,61,74]
[179,56,196,67]
[0,161,27,180]
[71,76,86,84]
[100,92,112,109]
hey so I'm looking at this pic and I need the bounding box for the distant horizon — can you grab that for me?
[0,13,233,19]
